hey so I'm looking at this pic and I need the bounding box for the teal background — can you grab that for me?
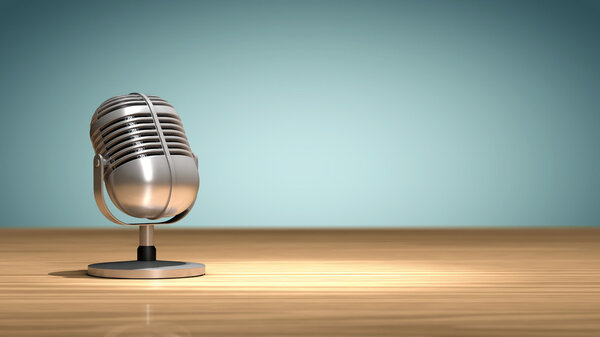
[0,0,599,228]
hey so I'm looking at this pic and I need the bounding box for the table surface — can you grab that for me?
[1,228,599,336]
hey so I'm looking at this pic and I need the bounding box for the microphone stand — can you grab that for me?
[138,225,156,262]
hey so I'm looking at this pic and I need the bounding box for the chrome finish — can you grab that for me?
[139,225,154,246]
[138,93,177,219]
[90,93,199,225]
[93,153,197,225]
[88,261,205,279]
[89,93,204,279]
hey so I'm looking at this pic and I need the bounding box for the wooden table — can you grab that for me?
[1,228,599,336]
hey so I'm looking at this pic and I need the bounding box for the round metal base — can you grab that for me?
[88,260,205,279]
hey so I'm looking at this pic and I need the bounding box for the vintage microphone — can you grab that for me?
[87,93,205,279]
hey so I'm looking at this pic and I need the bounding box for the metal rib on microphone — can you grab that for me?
[87,93,205,279]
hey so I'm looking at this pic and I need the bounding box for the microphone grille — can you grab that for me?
[90,94,194,174]
[93,94,173,121]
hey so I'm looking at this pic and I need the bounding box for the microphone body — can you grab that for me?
[90,93,199,222]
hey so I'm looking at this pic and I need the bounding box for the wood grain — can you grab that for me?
[1,228,599,336]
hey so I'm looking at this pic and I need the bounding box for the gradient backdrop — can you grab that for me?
[0,0,599,228]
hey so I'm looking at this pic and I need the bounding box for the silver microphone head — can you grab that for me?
[90,93,199,221]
